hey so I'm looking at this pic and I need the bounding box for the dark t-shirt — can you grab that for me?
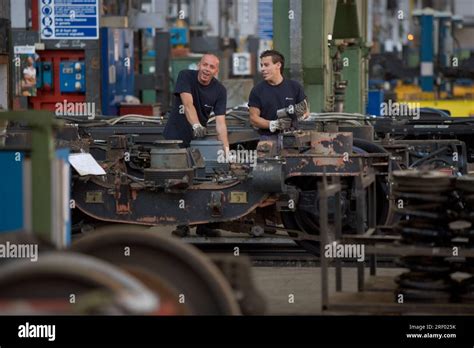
[163,70,227,147]
[248,79,305,136]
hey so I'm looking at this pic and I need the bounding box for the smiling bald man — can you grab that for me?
[163,54,229,150]
[164,54,229,238]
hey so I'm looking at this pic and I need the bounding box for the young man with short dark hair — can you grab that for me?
[248,50,308,138]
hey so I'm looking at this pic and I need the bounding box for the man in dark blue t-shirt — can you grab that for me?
[163,54,229,149]
[164,54,229,238]
[248,50,308,139]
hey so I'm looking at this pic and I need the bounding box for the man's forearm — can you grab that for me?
[250,114,271,129]
[216,118,229,150]
[183,104,201,126]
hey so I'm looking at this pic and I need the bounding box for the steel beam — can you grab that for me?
[272,0,290,78]
[273,0,332,112]
[341,46,364,113]
[289,0,303,84]
[302,0,327,113]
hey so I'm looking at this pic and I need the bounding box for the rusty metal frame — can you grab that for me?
[319,174,342,309]
[319,168,377,310]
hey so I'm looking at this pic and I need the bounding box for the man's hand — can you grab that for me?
[269,120,282,133]
[192,123,207,138]
[269,118,292,132]
[225,147,237,163]
[276,107,294,131]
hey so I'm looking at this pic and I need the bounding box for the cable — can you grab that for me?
[409,146,450,168]
[105,114,164,125]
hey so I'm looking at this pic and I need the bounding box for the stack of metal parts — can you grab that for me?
[455,175,474,303]
[392,170,474,303]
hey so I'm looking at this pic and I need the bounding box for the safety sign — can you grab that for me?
[40,0,99,40]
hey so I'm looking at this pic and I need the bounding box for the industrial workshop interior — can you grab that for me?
[0,0,474,346]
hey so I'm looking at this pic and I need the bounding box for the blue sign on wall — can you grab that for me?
[40,0,99,40]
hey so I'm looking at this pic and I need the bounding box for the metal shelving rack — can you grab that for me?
[318,174,474,315]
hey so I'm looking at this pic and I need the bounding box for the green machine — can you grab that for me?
[0,111,70,247]
[170,56,202,93]
[140,55,203,106]
[142,56,157,104]
[273,0,369,114]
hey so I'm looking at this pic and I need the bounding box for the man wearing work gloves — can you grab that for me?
[164,54,229,238]
[248,50,308,139]
[163,53,229,150]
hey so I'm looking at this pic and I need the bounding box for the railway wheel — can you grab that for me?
[281,139,395,256]
[71,225,240,315]
[0,252,158,314]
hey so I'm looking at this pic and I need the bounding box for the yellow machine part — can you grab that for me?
[453,85,474,99]
[407,99,474,117]
[395,83,448,100]
[395,82,474,117]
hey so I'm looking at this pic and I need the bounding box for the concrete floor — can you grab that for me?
[251,266,403,315]
[84,224,472,315]
[146,225,405,315]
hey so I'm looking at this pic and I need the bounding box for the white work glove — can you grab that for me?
[269,120,282,133]
[269,118,292,133]
[192,123,207,138]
